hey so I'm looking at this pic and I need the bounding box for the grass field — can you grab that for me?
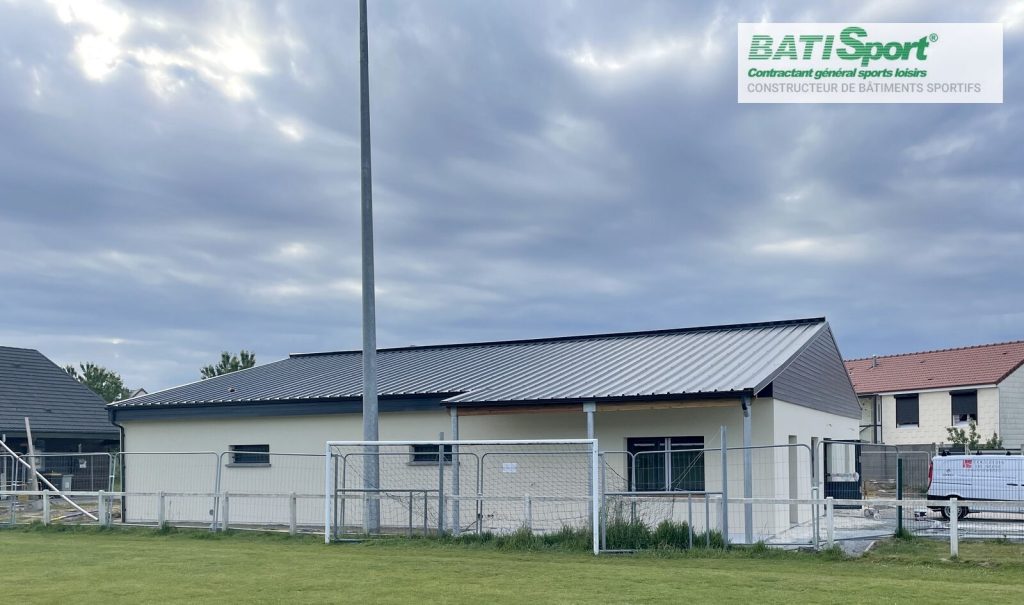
[2,526,1023,603]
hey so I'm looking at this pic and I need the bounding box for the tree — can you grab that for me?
[200,350,256,379]
[947,419,1003,452]
[64,362,131,403]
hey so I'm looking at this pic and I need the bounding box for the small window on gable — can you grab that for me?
[895,394,919,428]
[229,444,270,466]
[410,444,452,465]
[951,390,978,426]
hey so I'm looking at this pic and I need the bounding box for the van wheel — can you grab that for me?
[940,502,969,521]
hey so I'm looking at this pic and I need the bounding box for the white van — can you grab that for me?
[927,454,1024,520]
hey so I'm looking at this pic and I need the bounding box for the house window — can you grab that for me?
[410,444,453,465]
[951,390,978,426]
[895,394,919,427]
[627,437,704,492]
[229,444,270,465]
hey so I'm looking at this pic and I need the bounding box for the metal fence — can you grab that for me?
[600,444,816,547]
[327,441,596,539]
[1,453,112,492]
[2,444,1023,556]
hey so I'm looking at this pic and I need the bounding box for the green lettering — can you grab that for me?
[837,26,868,66]
[773,35,798,60]
[749,35,773,60]
[798,35,823,60]
[914,36,930,60]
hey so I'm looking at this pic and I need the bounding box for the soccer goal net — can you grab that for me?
[324,439,599,553]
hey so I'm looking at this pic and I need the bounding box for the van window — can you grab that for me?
[895,394,919,427]
[951,390,978,426]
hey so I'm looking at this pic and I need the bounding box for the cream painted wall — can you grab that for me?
[119,396,853,541]
[880,387,999,446]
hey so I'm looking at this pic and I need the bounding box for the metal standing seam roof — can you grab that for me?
[0,346,118,436]
[845,340,1024,395]
[111,318,829,409]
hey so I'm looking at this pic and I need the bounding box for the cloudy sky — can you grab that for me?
[1,1,1022,392]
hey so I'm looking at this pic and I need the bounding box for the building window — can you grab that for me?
[895,394,919,427]
[951,390,978,426]
[229,444,270,466]
[627,436,704,492]
[410,444,453,465]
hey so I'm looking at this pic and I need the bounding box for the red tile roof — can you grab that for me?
[845,341,1024,395]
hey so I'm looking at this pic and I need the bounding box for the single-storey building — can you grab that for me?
[109,317,859,540]
[1,346,118,452]
[1,346,118,491]
[845,341,1024,448]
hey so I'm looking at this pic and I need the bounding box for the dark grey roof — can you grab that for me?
[112,318,843,411]
[0,346,118,437]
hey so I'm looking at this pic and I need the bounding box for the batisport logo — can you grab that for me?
[737,23,1002,104]
[748,26,936,68]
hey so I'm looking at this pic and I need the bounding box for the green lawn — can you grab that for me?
[1,527,1023,603]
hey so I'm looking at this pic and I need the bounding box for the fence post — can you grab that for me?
[407,493,414,537]
[811,486,820,550]
[437,433,445,536]
[524,494,532,531]
[450,407,460,536]
[826,497,835,548]
[211,452,224,531]
[107,452,116,492]
[949,498,959,558]
[289,492,297,536]
[705,494,711,547]
[599,454,607,551]
[157,491,165,527]
[98,490,108,527]
[339,454,346,537]
[476,455,484,536]
[896,457,904,536]
[687,492,693,549]
[742,396,753,545]
[720,425,729,546]
[221,492,229,532]
[42,492,50,526]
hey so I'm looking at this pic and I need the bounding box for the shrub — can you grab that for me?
[495,527,540,551]
[541,526,592,551]
[605,519,653,550]
[653,520,692,550]
[693,529,727,549]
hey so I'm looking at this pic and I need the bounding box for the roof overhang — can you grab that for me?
[109,394,451,422]
[444,390,751,408]
[0,430,118,440]
[109,390,756,421]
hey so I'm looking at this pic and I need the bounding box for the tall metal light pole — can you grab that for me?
[359,0,380,534]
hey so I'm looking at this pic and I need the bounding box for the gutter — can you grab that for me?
[108,407,127,519]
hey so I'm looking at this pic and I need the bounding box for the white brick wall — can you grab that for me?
[880,386,999,445]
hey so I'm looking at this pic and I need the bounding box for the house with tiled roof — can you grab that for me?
[845,341,1024,447]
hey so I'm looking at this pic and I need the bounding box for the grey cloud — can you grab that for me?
[0,0,1021,391]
